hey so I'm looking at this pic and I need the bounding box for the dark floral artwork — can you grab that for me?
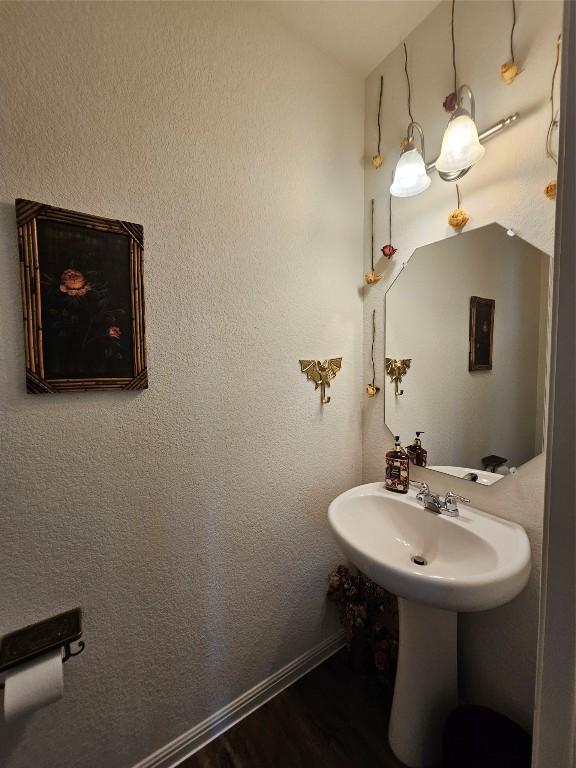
[469,296,495,371]
[16,199,147,393]
[38,220,133,380]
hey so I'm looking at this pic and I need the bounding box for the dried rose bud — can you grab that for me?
[544,180,557,200]
[372,154,383,169]
[366,384,380,397]
[448,208,470,229]
[381,243,397,258]
[364,271,382,285]
[443,91,458,113]
[500,60,519,84]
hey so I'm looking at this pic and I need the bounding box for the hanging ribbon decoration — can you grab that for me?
[501,0,520,83]
[365,199,383,285]
[381,186,397,258]
[366,309,380,397]
[372,76,384,169]
[443,0,459,112]
[448,183,469,229]
[544,34,561,200]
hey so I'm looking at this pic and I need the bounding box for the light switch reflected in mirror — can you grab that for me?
[384,223,550,486]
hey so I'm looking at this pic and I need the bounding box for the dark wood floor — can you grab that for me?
[182,649,405,768]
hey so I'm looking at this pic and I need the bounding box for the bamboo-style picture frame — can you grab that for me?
[469,296,495,371]
[16,199,147,393]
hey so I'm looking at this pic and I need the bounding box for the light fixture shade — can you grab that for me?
[436,113,485,174]
[390,148,431,198]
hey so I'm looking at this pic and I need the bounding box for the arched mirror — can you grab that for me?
[384,223,550,486]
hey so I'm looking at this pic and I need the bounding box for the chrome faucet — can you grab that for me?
[410,481,470,517]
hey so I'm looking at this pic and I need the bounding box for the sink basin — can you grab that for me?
[328,483,530,612]
[327,483,531,768]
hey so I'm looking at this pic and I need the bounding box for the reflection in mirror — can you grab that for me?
[384,223,549,487]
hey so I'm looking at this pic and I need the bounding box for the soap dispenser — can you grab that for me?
[385,436,410,494]
[407,431,428,467]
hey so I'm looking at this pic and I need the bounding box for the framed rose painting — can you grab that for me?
[15,199,147,393]
[469,296,495,372]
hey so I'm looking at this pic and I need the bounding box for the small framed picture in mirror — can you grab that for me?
[469,296,495,371]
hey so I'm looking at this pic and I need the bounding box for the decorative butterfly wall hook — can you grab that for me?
[299,358,342,405]
[385,358,411,397]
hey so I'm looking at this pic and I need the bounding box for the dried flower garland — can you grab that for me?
[327,565,398,682]
[364,198,382,285]
[380,189,397,259]
[443,0,459,112]
[366,309,380,397]
[500,0,520,84]
[372,76,384,169]
[448,184,469,229]
[545,35,561,199]
[403,43,414,124]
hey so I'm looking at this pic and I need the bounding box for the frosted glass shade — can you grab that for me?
[390,148,431,198]
[436,114,485,173]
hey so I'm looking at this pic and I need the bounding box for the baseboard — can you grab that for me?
[132,631,346,768]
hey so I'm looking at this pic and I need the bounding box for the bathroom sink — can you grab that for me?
[327,483,531,768]
[328,482,530,612]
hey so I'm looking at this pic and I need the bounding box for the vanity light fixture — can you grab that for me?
[390,122,431,198]
[436,85,485,180]
[391,42,431,198]
[426,112,519,177]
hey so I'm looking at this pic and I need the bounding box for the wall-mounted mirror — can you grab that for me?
[384,223,549,486]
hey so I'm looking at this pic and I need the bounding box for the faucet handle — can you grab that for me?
[445,491,470,504]
[410,480,431,506]
[444,490,470,515]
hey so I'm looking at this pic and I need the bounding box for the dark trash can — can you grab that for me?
[443,705,531,768]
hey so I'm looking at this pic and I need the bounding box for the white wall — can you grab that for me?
[363,0,562,732]
[0,3,364,767]
[384,223,548,470]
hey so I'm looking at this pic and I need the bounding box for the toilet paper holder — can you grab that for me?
[0,607,84,686]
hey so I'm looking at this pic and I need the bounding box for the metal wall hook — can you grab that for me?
[320,382,331,404]
[299,359,342,405]
[62,639,85,663]
[385,358,411,397]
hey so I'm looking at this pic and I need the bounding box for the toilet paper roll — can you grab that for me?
[3,648,64,721]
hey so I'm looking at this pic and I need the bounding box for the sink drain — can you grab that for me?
[411,554,428,566]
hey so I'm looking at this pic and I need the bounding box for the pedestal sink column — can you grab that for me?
[388,598,458,768]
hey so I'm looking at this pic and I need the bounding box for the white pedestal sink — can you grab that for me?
[328,483,531,768]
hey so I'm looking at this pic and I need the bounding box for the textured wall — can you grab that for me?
[363,0,562,732]
[0,3,363,767]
